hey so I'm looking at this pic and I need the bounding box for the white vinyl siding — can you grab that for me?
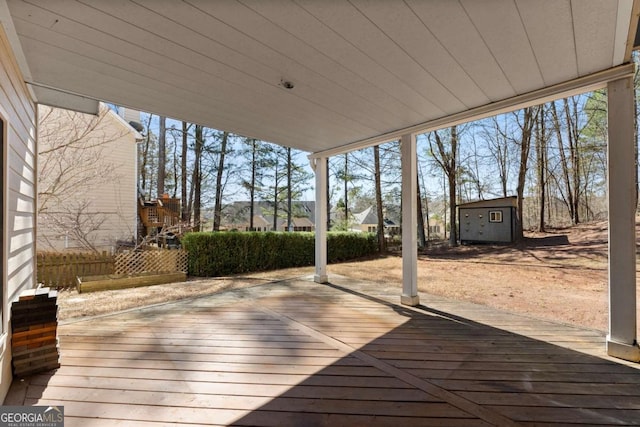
[0,25,37,401]
[37,105,138,251]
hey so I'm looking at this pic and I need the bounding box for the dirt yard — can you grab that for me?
[58,221,633,333]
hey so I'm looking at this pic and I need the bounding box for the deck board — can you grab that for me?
[5,276,640,426]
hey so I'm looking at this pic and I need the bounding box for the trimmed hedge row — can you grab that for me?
[181,231,377,277]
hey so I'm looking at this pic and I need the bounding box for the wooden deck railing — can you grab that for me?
[139,197,182,229]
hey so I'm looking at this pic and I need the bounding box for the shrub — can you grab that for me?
[327,231,377,262]
[182,231,377,277]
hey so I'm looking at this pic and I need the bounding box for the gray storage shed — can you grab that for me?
[458,197,518,244]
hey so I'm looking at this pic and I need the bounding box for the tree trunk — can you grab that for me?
[536,106,547,232]
[213,132,228,231]
[273,153,279,231]
[373,145,386,252]
[429,127,458,246]
[181,121,189,222]
[140,114,154,196]
[425,195,431,241]
[449,127,458,246]
[326,159,331,231]
[565,98,581,224]
[417,172,426,248]
[192,125,203,230]
[157,116,166,197]
[287,147,292,232]
[516,107,536,240]
[550,101,575,222]
[344,153,349,222]
[249,140,256,231]
[171,126,179,198]
[448,172,457,246]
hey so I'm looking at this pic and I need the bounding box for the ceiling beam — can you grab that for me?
[30,84,99,115]
[624,0,640,60]
[309,63,635,159]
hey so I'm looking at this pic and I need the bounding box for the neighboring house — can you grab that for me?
[235,214,272,232]
[458,196,519,244]
[282,216,314,232]
[138,194,183,240]
[425,215,447,239]
[221,201,315,232]
[351,206,400,237]
[37,104,142,252]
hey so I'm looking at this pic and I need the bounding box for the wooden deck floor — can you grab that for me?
[5,275,640,426]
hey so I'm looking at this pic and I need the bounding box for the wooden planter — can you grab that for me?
[77,272,187,293]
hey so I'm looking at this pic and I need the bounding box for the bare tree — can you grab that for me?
[342,153,349,220]
[180,121,190,221]
[329,152,361,229]
[168,125,180,198]
[189,124,204,230]
[212,132,229,231]
[485,115,510,197]
[535,105,549,231]
[39,201,107,253]
[429,126,458,246]
[373,145,386,251]
[138,113,157,197]
[513,106,538,239]
[157,116,166,196]
[38,105,131,251]
[287,147,293,231]
[240,138,271,231]
[416,172,426,247]
[550,98,589,224]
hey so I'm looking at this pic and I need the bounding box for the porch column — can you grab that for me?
[314,156,328,284]
[401,133,419,306]
[607,76,640,361]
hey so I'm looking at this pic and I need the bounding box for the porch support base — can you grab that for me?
[314,274,329,284]
[401,295,420,307]
[606,338,640,362]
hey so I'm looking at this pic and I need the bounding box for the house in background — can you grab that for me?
[284,216,314,232]
[426,214,447,239]
[220,201,315,232]
[350,206,400,237]
[234,214,272,232]
[458,196,518,244]
[37,104,142,252]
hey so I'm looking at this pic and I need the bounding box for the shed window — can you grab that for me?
[489,211,503,223]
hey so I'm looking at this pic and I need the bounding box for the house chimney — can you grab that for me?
[120,107,143,132]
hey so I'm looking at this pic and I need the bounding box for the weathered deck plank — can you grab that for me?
[5,276,640,426]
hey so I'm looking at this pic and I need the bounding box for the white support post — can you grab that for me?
[606,77,640,361]
[314,156,328,284]
[401,134,419,306]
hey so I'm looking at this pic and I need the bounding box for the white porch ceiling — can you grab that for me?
[3,0,638,154]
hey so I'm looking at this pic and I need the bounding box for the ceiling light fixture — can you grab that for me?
[280,79,295,90]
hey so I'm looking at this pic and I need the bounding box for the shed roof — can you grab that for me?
[458,196,518,209]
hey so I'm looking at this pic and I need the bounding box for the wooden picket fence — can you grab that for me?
[37,252,114,289]
[37,249,188,290]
